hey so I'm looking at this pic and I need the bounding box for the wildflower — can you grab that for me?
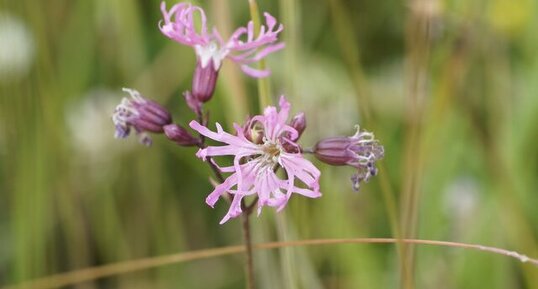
[160,2,285,102]
[313,126,384,191]
[112,88,172,146]
[190,96,321,224]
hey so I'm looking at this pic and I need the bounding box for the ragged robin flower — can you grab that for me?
[112,88,172,146]
[189,96,321,224]
[160,1,285,103]
[313,126,384,191]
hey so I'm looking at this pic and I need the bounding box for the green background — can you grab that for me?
[1,0,537,288]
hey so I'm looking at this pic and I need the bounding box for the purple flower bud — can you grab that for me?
[192,61,219,103]
[280,112,306,153]
[314,126,384,191]
[289,112,306,142]
[112,88,172,146]
[163,124,200,146]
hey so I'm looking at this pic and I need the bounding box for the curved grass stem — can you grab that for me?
[4,238,536,289]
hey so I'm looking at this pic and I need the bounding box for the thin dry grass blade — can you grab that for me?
[3,238,536,289]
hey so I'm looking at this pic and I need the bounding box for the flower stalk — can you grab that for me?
[248,0,272,112]
[241,204,255,289]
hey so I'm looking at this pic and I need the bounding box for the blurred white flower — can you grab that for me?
[0,13,35,81]
[443,177,480,226]
[408,0,442,18]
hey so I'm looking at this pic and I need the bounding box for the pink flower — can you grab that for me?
[189,96,321,224]
[159,1,285,78]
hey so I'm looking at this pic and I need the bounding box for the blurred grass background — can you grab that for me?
[1,0,537,288]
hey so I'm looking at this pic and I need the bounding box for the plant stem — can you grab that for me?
[241,208,256,289]
[324,0,403,280]
[400,3,432,287]
[242,1,271,288]
[195,109,227,190]
[204,156,225,183]
[247,0,271,112]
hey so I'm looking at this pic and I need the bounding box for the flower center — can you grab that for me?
[263,142,281,158]
[258,139,283,168]
[195,41,228,70]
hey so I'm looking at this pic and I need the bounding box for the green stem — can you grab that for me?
[248,0,272,111]
[241,211,255,289]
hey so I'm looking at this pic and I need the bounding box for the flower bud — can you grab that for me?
[289,112,306,142]
[164,124,200,146]
[192,61,219,103]
[314,126,384,191]
[113,88,172,146]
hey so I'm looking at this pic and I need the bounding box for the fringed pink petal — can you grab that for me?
[277,95,291,125]
[289,186,322,198]
[228,43,285,64]
[189,120,258,149]
[159,1,210,47]
[212,27,225,47]
[254,168,283,215]
[261,106,279,139]
[227,12,283,51]
[240,65,271,78]
[219,192,244,224]
[206,173,238,207]
[198,145,242,159]
[280,153,321,190]
[208,158,235,173]
[264,12,277,30]
[225,12,284,78]
[282,153,321,178]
